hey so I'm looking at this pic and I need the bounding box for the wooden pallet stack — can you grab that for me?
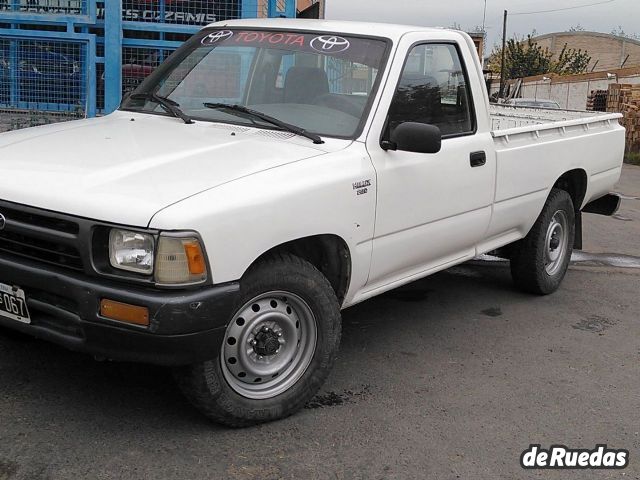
[586,90,608,111]
[606,84,640,152]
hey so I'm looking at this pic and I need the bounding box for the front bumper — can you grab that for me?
[0,255,240,366]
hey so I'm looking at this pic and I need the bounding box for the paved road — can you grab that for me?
[1,166,639,480]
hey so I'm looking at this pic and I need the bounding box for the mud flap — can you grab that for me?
[576,193,622,250]
[583,193,622,216]
[574,211,583,250]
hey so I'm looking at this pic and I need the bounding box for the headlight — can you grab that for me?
[155,236,207,285]
[109,229,155,274]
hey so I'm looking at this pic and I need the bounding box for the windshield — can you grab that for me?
[121,29,389,139]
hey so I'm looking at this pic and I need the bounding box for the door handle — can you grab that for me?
[470,151,487,167]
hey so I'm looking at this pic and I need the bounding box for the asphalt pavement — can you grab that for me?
[1,166,639,480]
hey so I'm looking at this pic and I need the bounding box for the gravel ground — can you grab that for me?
[0,166,638,480]
[0,110,82,133]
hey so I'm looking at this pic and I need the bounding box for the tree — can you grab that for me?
[488,34,591,79]
[553,44,591,75]
[611,26,640,40]
[469,25,486,34]
[488,35,552,78]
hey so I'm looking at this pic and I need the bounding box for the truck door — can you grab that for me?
[365,38,496,290]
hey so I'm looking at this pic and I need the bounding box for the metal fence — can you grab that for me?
[0,0,88,15]
[0,39,9,105]
[9,38,86,110]
[120,0,243,24]
[0,0,295,132]
[0,34,95,131]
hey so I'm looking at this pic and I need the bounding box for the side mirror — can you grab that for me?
[384,122,442,154]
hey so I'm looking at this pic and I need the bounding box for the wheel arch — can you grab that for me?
[553,169,588,212]
[552,169,587,249]
[244,234,352,306]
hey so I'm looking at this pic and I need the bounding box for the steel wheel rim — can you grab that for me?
[544,210,569,276]
[220,291,317,400]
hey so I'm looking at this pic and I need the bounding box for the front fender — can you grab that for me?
[149,146,376,305]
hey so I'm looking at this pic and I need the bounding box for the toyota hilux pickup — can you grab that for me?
[0,19,625,426]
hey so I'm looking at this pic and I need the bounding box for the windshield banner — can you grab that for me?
[199,29,387,64]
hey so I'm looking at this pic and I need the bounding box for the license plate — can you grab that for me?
[0,283,30,324]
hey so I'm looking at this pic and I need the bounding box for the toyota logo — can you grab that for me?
[201,30,234,46]
[310,35,351,53]
[0,214,5,231]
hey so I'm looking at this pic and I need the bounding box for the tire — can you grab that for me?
[510,188,575,295]
[173,253,341,427]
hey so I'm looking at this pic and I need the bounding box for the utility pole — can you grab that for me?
[482,0,487,32]
[499,9,508,99]
[480,0,488,62]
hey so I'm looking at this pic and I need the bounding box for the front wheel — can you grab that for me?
[174,253,341,427]
[510,188,575,295]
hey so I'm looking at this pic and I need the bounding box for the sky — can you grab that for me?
[325,0,640,52]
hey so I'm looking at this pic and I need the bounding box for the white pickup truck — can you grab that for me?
[0,19,625,426]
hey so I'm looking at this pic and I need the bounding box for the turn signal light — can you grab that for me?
[184,241,206,275]
[100,299,149,326]
[155,236,208,285]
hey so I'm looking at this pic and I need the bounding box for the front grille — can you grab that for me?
[0,202,84,272]
[0,204,79,235]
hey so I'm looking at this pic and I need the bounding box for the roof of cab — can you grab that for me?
[203,18,453,42]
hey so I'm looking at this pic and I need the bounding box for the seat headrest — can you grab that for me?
[284,66,330,104]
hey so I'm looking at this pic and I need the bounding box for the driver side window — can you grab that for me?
[386,43,475,139]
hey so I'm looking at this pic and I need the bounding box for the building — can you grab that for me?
[488,66,640,111]
[297,0,323,18]
[468,33,485,66]
[531,31,640,73]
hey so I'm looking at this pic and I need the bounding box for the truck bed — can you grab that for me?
[490,104,622,137]
[481,104,626,255]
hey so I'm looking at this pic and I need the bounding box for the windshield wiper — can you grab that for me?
[129,93,194,124]
[203,103,324,144]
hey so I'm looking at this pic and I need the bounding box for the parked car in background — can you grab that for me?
[121,51,162,94]
[0,54,9,103]
[505,98,561,109]
[18,44,81,105]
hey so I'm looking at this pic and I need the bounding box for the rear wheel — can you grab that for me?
[174,253,341,427]
[510,188,575,295]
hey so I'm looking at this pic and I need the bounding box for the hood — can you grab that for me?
[0,112,330,226]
